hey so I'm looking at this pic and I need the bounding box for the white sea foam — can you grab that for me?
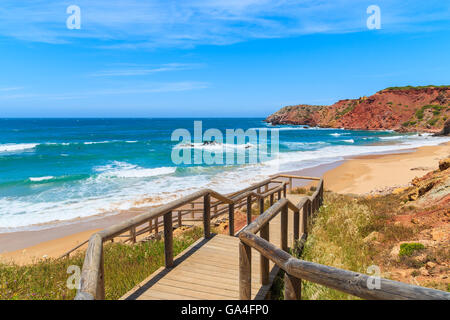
[175,142,254,151]
[341,139,355,143]
[95,161,176,178]
[0,143,38,153]
[330,133,351,137]
[29,176,55,182]
[84,141,112,145]
[282,141,328,150]
[378,133,432,141]
[102,167,176,178]
[1,134,448,232]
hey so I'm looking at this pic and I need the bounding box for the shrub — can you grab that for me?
[291,187,307,194]
[399,243,425,257]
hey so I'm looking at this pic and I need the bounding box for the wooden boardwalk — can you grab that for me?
[121,195,301,300]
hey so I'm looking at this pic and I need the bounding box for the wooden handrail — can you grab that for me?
[238,179,450,300]
[240,231,450,300]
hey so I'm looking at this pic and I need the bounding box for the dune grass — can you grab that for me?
[0,226,203,300]
[298,191,420,299]
[299,192,374,300]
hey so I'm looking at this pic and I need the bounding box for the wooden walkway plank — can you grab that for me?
[122,194,299,300]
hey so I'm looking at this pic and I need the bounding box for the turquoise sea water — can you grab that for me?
[0,118,448,232]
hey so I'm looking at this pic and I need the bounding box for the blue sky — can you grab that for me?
[0,0,449,117]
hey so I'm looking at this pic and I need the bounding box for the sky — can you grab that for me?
[0,0,449,118]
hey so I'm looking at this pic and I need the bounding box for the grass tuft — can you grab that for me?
[399,243,425,257]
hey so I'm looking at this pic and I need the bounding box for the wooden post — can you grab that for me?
[204,194,211,239]
[130,226,136,244]
[293,209,299,241]
[277,190,281,200]
[246,195,252,225]
[260,224,270,285]
[301,204,308,235]
[281,205,288,252]
[155,218,159,234]
[229,203,235,236]
[149,219,153,236]
[284,273,302,300]
[164,211,174,268]
[178,211,182,228]
[191,202,195,219]
[321,183,324,206]
[307,199,312,220]
[283,184,287,198]
[270,193,274,206]
[312,197,316,214]
[265,184,269,192]
[289,177,293,193]
[259,196,264,215]
[239,241,252,300]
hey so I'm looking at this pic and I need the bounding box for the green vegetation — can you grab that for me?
[387,102,393,105]
[298,192,417,300]
[402,120,417,127]
[291,187,307,194]
[415,105,446,120]
[0,227,203,300]
[399,243,425,257]
[268,270,285,300]
[290,186,316,196]
[335,102,356,119]
[299,193,373,300]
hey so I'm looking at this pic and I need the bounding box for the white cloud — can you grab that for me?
[0,87,23,92]
[0,1,448,47]
[0,81,209,100]
[89,63,203,77]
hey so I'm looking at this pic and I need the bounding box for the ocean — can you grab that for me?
[0,118,448,232]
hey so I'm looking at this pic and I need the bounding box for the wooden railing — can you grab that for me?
[238,179,450,300]
[74,174,315,300]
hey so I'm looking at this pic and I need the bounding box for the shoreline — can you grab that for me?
[1,141,449,265]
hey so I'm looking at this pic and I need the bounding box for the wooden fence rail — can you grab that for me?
[238,179,450,300]
[74,174,314,300]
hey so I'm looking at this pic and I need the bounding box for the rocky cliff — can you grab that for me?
[266,86,450,133]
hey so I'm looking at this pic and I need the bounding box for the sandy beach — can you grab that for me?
[325,142,450,194]
[1,141,449,265]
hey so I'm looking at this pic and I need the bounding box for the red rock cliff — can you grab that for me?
[266,86,450,133]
